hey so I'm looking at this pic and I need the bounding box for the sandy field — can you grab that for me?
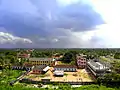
[23,67,94,82]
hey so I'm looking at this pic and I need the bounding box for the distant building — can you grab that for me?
[12,65,24,70]
[17,53,30,58]
[54,65,77,72]
[12,63,34,71]
[76,55,86,69]
[31,65,49,74]
[87,60,110,77]
[29,58,56,66]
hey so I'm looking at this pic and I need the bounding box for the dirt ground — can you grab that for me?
[49,68,94,82]
[24,67,94,82]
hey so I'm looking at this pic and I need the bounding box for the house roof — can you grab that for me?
[23,62,33,67]
[87,61,109,71]
[54,70,64,75]
[17,53,30,58]
[29,58,53,61]
[54,65,77,68]
[43,66,50,72]
[32,65,47,71]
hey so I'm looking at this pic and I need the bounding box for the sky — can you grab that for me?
[0,0,120,48]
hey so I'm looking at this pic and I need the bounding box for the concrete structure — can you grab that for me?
[43,66,50,72]
[54,70,64,76]
[54,65,77,72]
[29,58,56,66]
[87,60,110,77]
[76,55,86,69]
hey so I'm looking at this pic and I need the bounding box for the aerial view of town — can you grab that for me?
[0,0,120,90]
[0,49,120,90]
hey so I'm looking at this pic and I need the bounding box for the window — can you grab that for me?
[67,68,69,71]
[73,68,75,71]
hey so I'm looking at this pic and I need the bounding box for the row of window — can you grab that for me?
[31,61,53,63]
[54,68,76,71]
[77,62,86,65]
[33,64,51,65]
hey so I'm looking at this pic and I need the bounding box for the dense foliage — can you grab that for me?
[0,84,119,90]
[61,50,77,63]
[114,52,120,59]
[0,69,23,85]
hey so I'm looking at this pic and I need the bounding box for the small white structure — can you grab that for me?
[54,70,64,76]
[43,66,50,72]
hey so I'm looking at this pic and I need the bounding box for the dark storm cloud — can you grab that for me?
[0,0,104,35]
[54,3,104,31]
[0,0,105,48]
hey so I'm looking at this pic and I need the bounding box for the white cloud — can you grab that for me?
[81,0,120,48]
[0,32,32,44]
[57,0,80,7]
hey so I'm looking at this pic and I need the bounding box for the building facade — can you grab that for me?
[87,60,110,77]
[12,63,34,71]
[76,55,86,69]
[31,65,48,74]
[29,58,56,66]
[54,65,77,72]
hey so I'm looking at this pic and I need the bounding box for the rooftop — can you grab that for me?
[87,61,109,71]
[54,70,64,75]
[32,65,47,71]
[23,62,33,67]
[29,58,53,61]
[54,65,77,68]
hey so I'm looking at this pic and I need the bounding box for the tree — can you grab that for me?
[114,52,120,59]
[62,51,77,63]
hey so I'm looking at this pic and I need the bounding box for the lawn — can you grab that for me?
[100,56,120,64]
[0,69,23,84]
[57,61,70,65]
[25,72,50,81]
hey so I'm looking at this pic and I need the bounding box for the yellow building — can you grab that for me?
[29,58,56,66]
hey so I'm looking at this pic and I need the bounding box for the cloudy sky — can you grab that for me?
[0,0,119,48]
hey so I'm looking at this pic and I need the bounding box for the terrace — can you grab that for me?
[87,61,109,72]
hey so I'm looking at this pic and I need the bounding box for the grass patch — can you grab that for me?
[40,73,50,77]
[0,69,23,84]
[40,74,46,77]
[57,61,70,65]
[64,73,68,76]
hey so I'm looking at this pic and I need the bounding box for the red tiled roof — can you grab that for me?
[17,53,30,58]
[23,62,33,67]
